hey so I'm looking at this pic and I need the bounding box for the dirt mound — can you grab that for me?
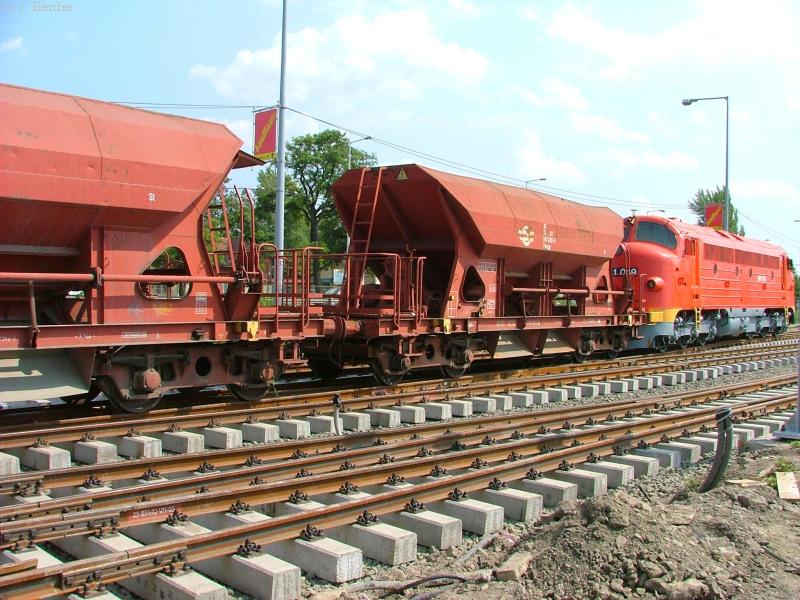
[321,444,800,600]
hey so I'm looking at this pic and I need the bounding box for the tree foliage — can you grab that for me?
[245,129,378,286]
[285,129,377,253]
[688,186,745,235]
[251,129,377,255]
[252,164,309,248]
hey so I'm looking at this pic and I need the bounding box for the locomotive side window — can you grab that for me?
[461,266,486,302]
[634,221,677,249]
[138,247,192,300]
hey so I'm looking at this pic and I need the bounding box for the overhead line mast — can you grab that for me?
[275,0,289,278]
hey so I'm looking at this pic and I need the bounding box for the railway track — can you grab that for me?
[0,339,796,599]
[0,382,795,598]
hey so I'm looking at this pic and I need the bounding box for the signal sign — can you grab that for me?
[705,203,724,230]
[253,108,277,160]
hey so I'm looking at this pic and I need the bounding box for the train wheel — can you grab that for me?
[654,336,669,353]
[605,350,619,360]
[61,382,101,406]
[98,378,162,414]
[370,359,406,386]
[572,351,588,363]
[227,384,269,402]
[573,339,592,363]
[441,364,469,378]
[678,337,689,349]
[308,359,343,382]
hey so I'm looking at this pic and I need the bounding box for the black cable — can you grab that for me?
[698,406,733,492]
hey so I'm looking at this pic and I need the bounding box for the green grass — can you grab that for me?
[685,476,700,492]
[765,457,796,490]
[790,441,800,449]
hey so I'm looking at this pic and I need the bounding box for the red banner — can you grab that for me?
[705,203,723,230]
[253,108,277,160]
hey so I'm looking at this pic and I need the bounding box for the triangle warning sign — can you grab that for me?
[396,168,408,181]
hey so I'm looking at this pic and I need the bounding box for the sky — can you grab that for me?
[1,0,798,263]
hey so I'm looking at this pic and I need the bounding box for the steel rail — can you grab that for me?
[0,373,793,504]
[6,388,795,550]
[0,343,794,451]
[0,378,793,537]
[0,391,793,599]
[0,393,793,548]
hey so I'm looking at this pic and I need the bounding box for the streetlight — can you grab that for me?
[682,95,729,231]
[524,177,546,188]
[347,135,371,169]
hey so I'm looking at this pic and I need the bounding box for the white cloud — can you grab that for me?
[0,36,22,52]
[604,148,699,171]
[646,112,678,139]
[447,0,480,17]
[191,10,487,105]
[547,1,800,81]
[733,179,799,205]
[570,113,648,143]
[518,78,589,110]
[520,7,539,21]
[215,118,252,148]
[515,128,586,184]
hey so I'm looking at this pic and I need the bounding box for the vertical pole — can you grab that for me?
[274,0,288,291]
[724,96,730,232]
[346,140,352,249]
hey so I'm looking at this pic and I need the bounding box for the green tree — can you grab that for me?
[252,164,309,248]
[688,186,745,235]
[285,129,377,285]
[286,129,377,250]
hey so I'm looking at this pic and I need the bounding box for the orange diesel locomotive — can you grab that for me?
[611,215,795,351]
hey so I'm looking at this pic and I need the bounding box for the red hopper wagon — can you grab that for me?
[0,83,350,411]
[304,165,645,384]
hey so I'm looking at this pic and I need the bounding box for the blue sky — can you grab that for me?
[2,0,798,262]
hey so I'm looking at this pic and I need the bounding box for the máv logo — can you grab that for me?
[517,225,534,247]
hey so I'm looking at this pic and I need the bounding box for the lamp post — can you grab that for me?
[682,96,729,232]
[524,177,546,188]
[347,135,372,169]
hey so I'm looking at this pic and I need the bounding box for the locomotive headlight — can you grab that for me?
[646,277,665,291]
